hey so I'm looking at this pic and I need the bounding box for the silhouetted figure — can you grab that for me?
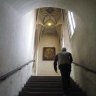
[54,48,73,95]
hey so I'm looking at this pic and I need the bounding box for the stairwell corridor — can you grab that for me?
[18,76,87,96]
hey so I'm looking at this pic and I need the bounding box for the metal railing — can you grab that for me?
[0,60,35,82]
[72,62,96,74]
[0,60,95,82]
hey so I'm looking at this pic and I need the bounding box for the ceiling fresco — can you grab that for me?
[36,7,64,35]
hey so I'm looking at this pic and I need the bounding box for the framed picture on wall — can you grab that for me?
[43,47,56,60]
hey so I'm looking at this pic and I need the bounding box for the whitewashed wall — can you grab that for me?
[61,9,96,96]
[70,12,96,96]
[0,0,96,96]
[36,34,61,76]
[0,2,36,96]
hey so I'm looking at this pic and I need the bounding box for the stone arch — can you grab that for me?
[10,0,95,31]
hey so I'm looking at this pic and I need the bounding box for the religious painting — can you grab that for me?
[43,47,55,60]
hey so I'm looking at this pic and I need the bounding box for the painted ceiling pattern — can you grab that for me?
[36,7,64,35]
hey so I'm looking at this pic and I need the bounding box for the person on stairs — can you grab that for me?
[53,47,73,96]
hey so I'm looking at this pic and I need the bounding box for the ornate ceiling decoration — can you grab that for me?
[36,7,64,35]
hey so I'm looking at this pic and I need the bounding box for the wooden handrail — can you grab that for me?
[0,60,35,82]
[72,62,96,74]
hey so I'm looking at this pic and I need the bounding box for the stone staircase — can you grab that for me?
[18,76,86,96]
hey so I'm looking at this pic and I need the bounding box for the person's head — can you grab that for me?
[62,47,67,52]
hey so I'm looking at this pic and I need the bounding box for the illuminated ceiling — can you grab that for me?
[36,7,64,35]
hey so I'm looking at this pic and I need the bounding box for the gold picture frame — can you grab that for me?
[43,47,55,60]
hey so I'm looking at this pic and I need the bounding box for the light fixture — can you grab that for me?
[47,22,52,26]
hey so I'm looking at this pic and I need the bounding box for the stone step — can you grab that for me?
[28,76,61,82]
[22,87,63,92]
[24,84,62,88]
[19,91,63,96]
[18,76,87,96]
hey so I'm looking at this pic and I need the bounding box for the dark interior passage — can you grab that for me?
[19,76,87,96]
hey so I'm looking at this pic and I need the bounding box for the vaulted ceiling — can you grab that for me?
[0,0,95,14]
[36,7,64,36]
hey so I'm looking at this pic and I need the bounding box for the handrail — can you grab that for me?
[72,62,96,74]
[0,60,35,82]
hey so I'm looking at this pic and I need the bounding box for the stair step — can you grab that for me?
[19,91,63,96]
[24,84,62,88]
[28,76,61,82]
[22,87,63,92]
[26,81,62,84]
[18,76,87,96]
[26,82,62,86]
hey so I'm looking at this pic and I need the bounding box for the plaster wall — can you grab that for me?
[61,12,72,52]
[0,2,36,96]
[70,12,96,96]
[36,34,61,76]
[62,10,96,96]
[0,0,96,96]
[0,64,32,96]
